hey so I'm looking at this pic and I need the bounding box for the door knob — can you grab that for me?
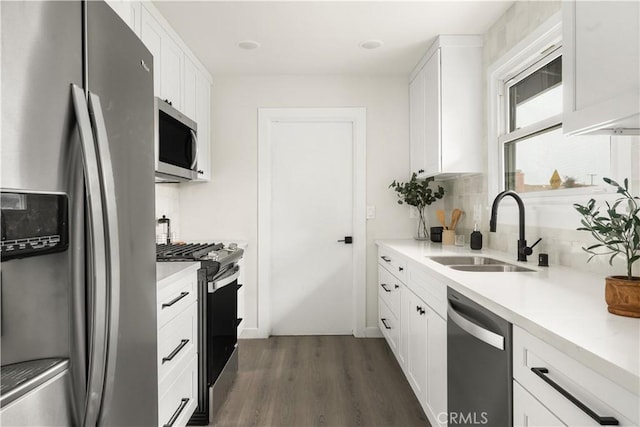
[337,236,353,244]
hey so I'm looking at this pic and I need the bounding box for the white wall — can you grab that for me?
[175,75,415,333]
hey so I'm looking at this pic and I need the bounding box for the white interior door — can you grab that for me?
[269,120,353,335]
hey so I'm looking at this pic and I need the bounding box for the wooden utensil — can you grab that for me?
[450,208,463,231]
[436,210,447,229]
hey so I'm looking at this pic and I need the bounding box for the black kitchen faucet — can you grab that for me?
[489,190,541,262]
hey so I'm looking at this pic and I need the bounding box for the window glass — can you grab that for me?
[504,128,611,192]
[502,54,611,194]
[508,57,562,131]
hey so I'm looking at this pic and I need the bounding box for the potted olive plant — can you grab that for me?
[574,177,640,317]
[390,171,445,240]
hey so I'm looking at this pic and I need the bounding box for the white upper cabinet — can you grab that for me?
[140,5,183,110]
[139,5,162,96]
[160,33,184,111]
[562,1,640,135]
[105,0,141,35]
[138,2,213,181]
[194,72,211,181]
[183,56,198,120]
[409,35,483,179]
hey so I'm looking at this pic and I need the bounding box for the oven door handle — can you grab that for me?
[208,265,240,292]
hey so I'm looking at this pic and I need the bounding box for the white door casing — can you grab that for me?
[257,108,366,338]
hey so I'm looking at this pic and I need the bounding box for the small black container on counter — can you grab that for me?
[470,224,482,250]
[430,226,443,243]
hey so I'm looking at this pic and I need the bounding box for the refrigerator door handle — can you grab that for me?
[88,92,121,425]
[70,84,109,427]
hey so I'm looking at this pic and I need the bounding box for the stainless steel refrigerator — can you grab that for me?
[1,1,158,425]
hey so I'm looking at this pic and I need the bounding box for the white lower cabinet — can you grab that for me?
[513,326,639,426]
[158,355,198,427]
[379,297,400,354]
[403,288,427,401]
[402,285,447,427]
[157,266,199,427]
[378,248,447,427]
[514,381,564,427]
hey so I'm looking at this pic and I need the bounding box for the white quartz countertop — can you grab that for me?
[156,262,200,285]
[376,239,640,395]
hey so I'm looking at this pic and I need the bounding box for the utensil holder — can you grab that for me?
[442,229,455,245]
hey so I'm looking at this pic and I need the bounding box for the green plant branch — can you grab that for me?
[574,177,639,280]
[390,172,445,238]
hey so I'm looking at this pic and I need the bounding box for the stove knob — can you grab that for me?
[228,242,238,251]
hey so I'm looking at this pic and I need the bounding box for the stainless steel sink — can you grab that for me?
[428,256,508,266]
[427,255,535,272]
[450,264,535,273]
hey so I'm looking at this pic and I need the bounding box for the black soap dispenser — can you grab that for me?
[470,224,483,250]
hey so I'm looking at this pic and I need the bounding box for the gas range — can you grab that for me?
[156,241,244,425]
[156,242,244,280]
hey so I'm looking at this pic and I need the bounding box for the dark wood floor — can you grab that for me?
[210,335,431,427]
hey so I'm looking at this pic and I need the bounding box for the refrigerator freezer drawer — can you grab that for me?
[0,363,72,426]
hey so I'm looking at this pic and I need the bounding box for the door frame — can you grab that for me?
[257,107,367,338]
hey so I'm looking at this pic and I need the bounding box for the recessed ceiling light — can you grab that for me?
[238,40,261,50]
[359,40,383,50]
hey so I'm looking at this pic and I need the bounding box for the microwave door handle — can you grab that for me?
[71,84,109,427]
[87,92,121,425]
[190,129,198,170]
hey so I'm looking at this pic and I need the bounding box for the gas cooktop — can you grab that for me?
[156,242,244,266]
[156,242,223,261]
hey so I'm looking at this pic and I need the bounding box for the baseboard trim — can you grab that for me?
[240,327,383,339]
[362,327,383,338]
[239,328,268,339]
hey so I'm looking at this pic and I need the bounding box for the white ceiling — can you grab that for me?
[154,1,514,77]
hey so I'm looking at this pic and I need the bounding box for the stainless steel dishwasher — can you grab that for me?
[447,287,512,426]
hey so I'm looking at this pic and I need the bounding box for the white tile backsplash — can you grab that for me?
[155,184,181,243]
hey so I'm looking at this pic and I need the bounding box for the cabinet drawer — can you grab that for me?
[157,272,197,328]
[378,265,401,317]
[378,297,399,354]
[378,247,406,282]
[158,355,197,427]
[158,302,197,383]
[513,381,564,427]
[406,263,446,320]
[513,326,638,426]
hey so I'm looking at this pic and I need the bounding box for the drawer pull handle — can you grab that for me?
[162,339,190,364]
[162,291,189,309]
[380,256,391,262]
[380,318,391,330]
[398,266,404,272]
[530,367,619,426]
[380,283,391,292]
[163,398,190,427]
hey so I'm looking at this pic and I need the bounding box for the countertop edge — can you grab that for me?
[156,262,200,287]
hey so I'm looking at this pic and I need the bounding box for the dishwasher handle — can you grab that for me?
[447,302,505,350]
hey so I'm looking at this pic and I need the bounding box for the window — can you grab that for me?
[498,48,611,194]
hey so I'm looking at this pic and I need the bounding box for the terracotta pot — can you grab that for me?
[605,276,640,318]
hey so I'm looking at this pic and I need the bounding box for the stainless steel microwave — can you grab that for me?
[154,97,198,182]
